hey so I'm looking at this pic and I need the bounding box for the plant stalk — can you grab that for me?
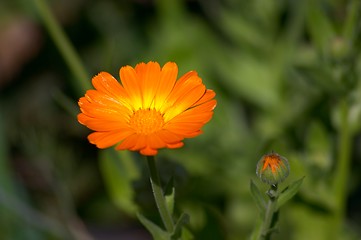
[33,0,91,94]
[258,185,279,240]
[330,100,351,239]
[146,156,174,233]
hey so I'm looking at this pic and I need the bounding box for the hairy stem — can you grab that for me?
[146,156,174,233]
[258,185,278,240]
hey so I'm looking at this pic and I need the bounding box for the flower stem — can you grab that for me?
[258,184,279,240]
[330,100,351,239]
[146,156,174,233]
[33,0,91,94]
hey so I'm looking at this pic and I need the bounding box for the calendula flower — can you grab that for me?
[256,152,290,185]
[78,61,216,156]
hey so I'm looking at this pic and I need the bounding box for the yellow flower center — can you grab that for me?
[129,109,164,135]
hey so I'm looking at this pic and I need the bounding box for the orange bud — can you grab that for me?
[256,152,290,185]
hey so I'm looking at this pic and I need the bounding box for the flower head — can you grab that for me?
[78,61,216,156]
[256,152,290,185]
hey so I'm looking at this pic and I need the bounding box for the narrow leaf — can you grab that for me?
[306,1,335,53]
[276,177,305,210]
[342,0,360,42]
[137,213,170,240]
[171,213,190,240]
[250,180,266,216]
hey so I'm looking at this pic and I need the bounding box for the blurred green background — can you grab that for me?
[1,0,361,239]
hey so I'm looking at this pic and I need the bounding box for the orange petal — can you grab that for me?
[78,114,130,131]
[160,74,202,114]
[88,131,134,148]
[174,71,199,88]
[165,122,205,135]
[135,62,161,109]
[163,83,206,122]
[169,111,214,124]
[190,89,216,108]
[116,134,139,150]
[119,66,142,110]
[79,99,132,119]
[168,100,217,124]
[92,72,129,100]
[83,89,130,111]
[153,62,178,109]
[140,146,158,156]
[166,142,184,149]
[129,135,147,151]
[147,133,167,149]
[156,129,184,144]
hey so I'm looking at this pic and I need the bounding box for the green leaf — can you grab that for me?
[342,0,360,44]
[137,213,170,240]
[306,121,332,172]
[99,149,139,215]
[250,180,266,216]
[219,55,281,109]
[171,213,190,240]
[306,1,335,54]
[164,177,175,215]
[220,9,268,50]
[276,177,305,210]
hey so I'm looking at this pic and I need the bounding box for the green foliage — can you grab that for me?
[250,177,303,240]
[276,177,305,210]
[1,0,361,239]
[99,150,139,215]
[137,212,192,240]
[165,177,176,218]
[138,213,170,240]
[250,180,266,217]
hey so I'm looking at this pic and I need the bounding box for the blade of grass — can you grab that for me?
[33,0,91,95]
[330,100,352,240]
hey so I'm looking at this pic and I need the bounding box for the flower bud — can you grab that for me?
[256,152,290,185]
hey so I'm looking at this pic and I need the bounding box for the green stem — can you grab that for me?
[330,100,351,239]
[146,156,174,233]
[258,185,278,240]
[33,0,91,94]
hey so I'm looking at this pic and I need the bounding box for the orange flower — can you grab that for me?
[78,61,217,156]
